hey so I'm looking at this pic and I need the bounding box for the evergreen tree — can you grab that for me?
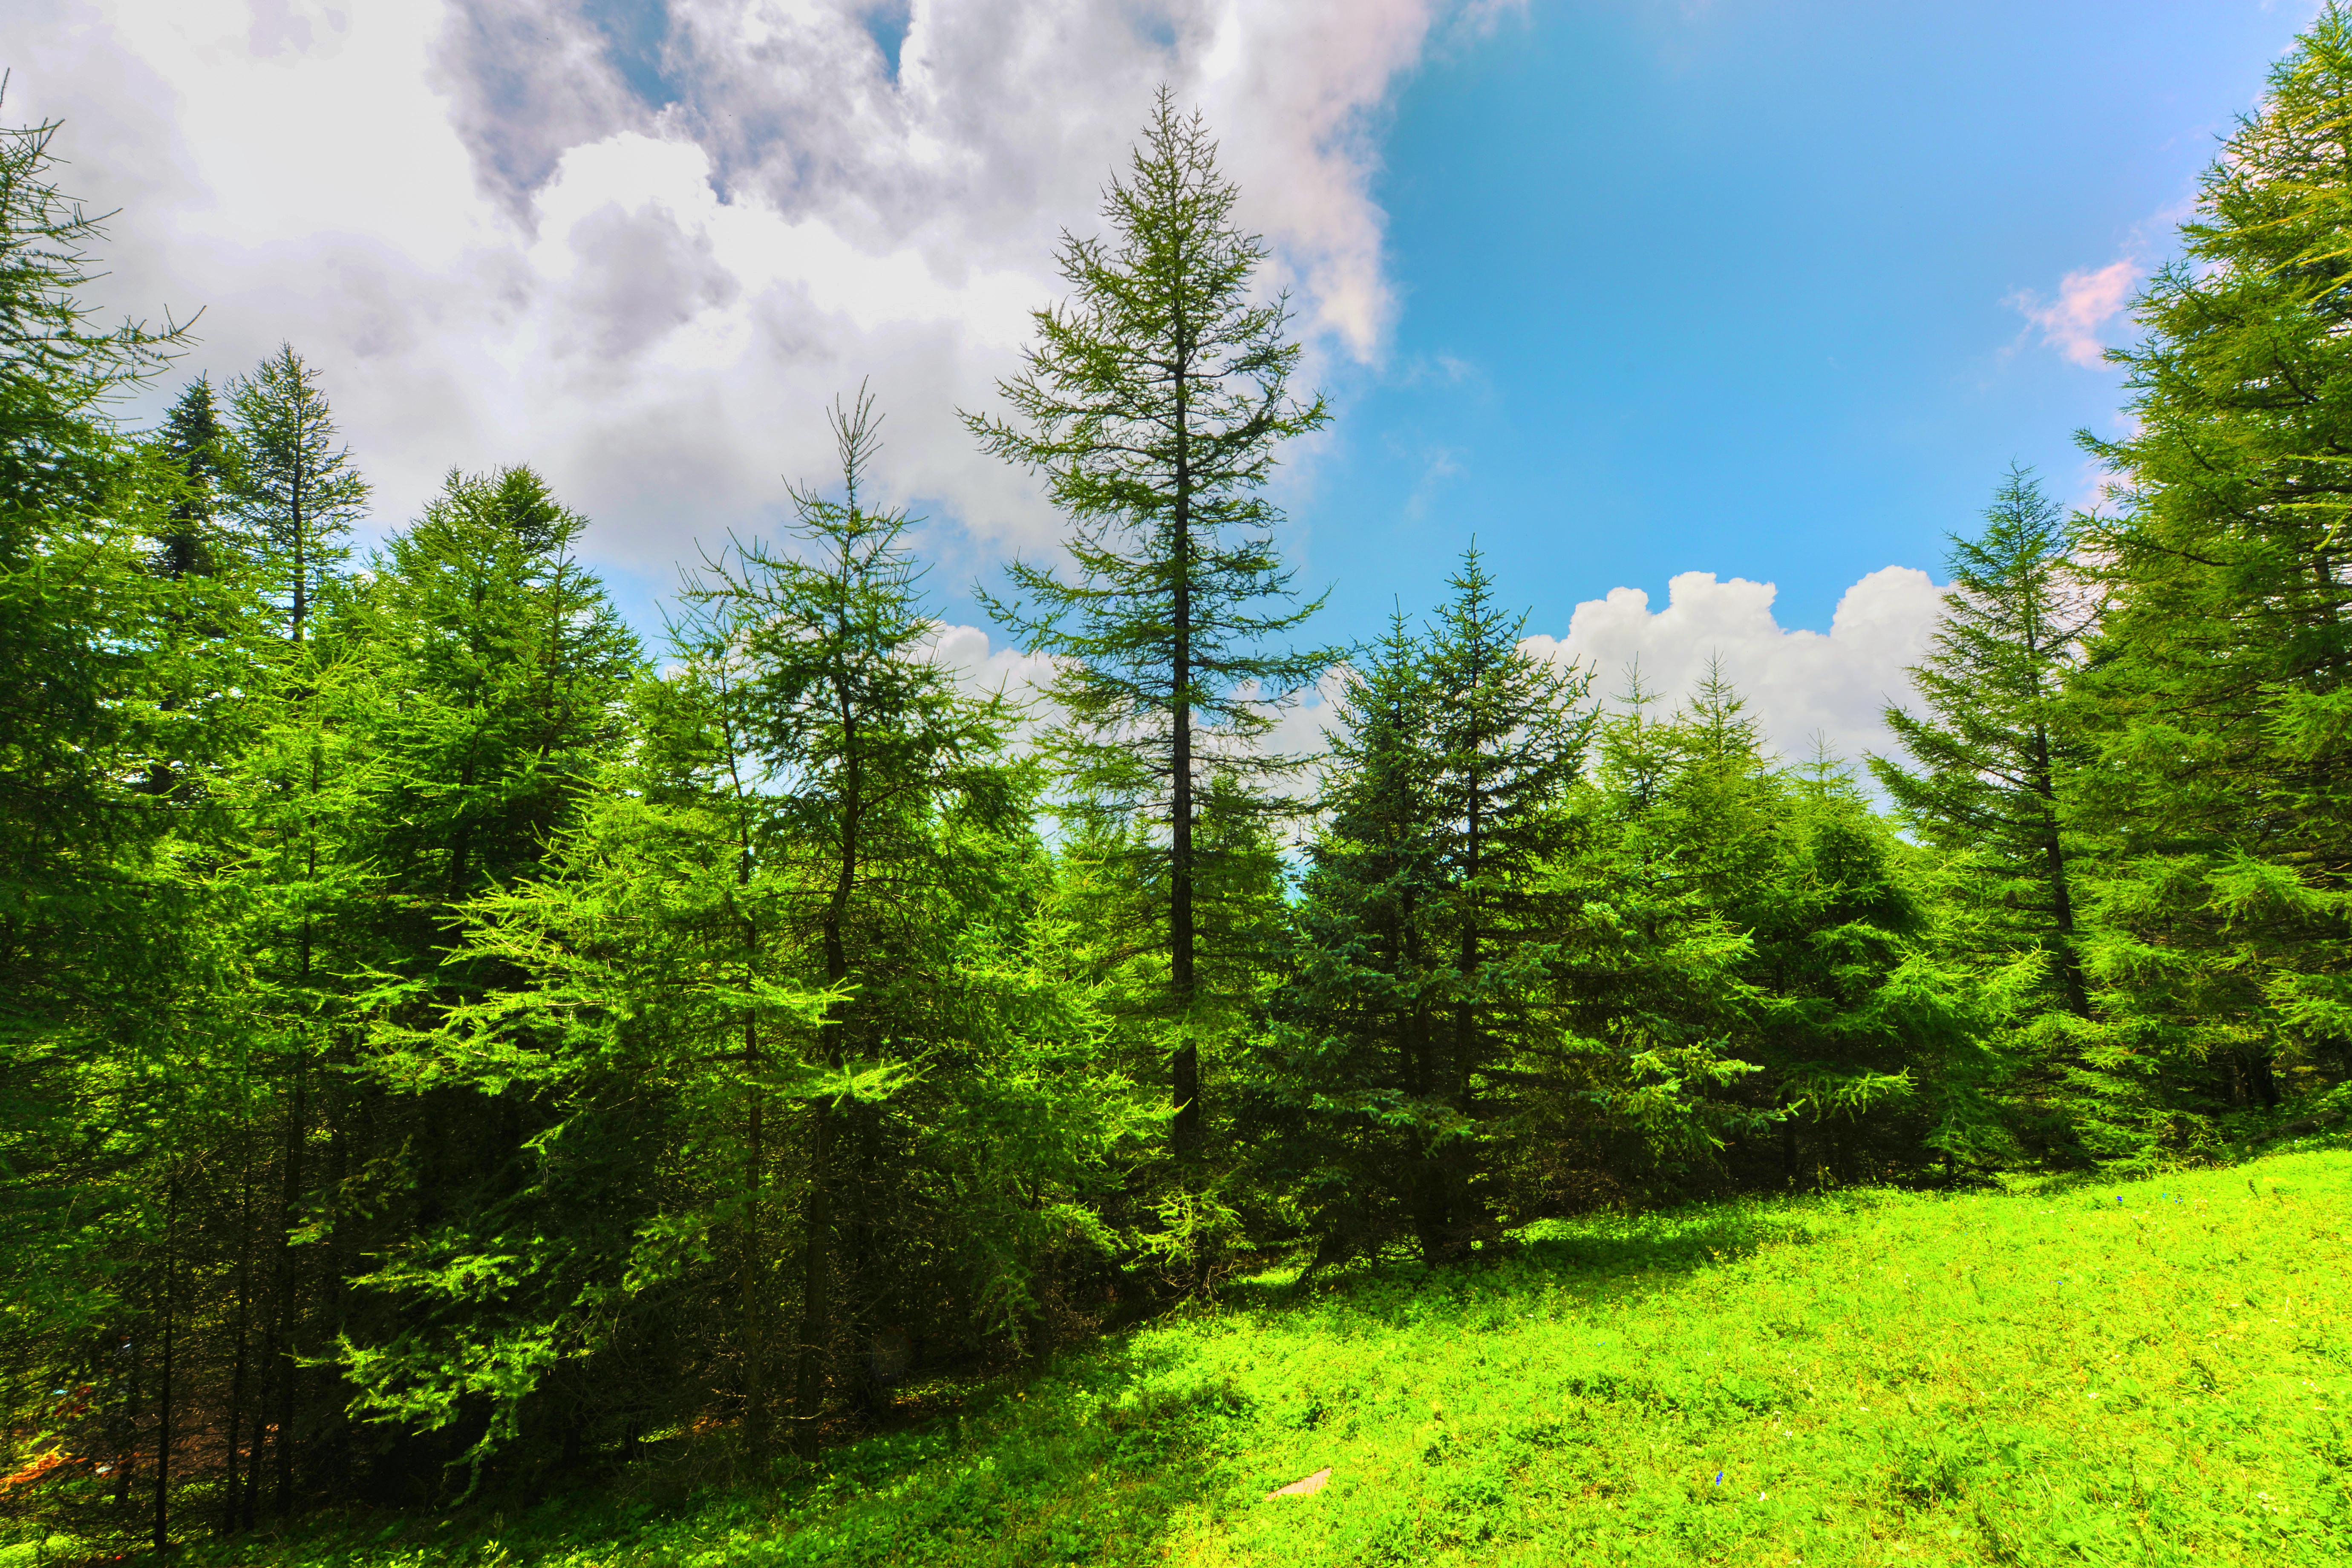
[2069,3,2352,1150]
[200,357,374,1518]
[355,464,641,976]
[968,91,1334,1158]
[342,395,1148,1482]
[1248,608,1448,1262]
[227,345,368,643]
[679,389,1026,1456]
[1872,467,2097,1019]
[1415,548,1594,1251]
[155,375,231,581]
[0,99,213,1556]
[1253,554,1594,1263]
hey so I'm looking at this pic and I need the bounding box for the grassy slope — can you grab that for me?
[73,1147,2352,1567]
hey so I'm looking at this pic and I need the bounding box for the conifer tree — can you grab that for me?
[202,347,370,1523]
[0,98,208,1555]
[681,389,1023,1457]
[227,345,368,643]
[2068,3,2352,1144]
[356,465,640,972]
[1253,554,1591,1262]
[1415,548,1593,1251]
[1248,607,1447,1261]
[1872,467,2096,1018]
[156,375,230,580]
[968,91,1334,1158]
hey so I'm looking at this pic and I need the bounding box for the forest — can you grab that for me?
[8,11,2352,1566]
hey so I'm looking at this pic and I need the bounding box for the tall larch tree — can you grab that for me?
[2072,3,2352,1149]
[1872,467,2099,1019]
[227,344,367,644]
[968,89,1334,1159]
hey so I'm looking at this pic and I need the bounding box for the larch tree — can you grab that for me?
[1872,468,2097,1016]
[2068,3,2352,1149]
[967,90,1334,1159]
[681,388,1022,1458]
[227,344,367,644]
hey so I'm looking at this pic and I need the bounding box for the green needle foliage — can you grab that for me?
[1871,468,2100,1163]
[675,387,1037,1458]
[228,344,368,644]
[1874,468,2097,1019]
[968,89,1335,1159]
[2067,3,2352,1158]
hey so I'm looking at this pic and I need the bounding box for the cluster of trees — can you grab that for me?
[13,6,2352,1548]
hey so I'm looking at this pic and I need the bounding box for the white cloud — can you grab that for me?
[9,0,1479,582]
[1520,565,1948,770]
[2009,257,2137,369]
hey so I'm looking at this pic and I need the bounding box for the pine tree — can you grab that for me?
[154,376,230,578]
[2067,4,2352,1149]
[1247,607,1448,1262]
[680,388,1023,1457]
[227,345,368,643]
[1415,548,1593,1252]
[968,91,1334,1158]
[1253,554,1592,1262]
[1872,467,2096,1018]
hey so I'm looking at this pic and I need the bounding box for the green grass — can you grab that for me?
[106,1147,2352,1565]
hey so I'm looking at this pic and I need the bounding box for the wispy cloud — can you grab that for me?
[2009,258,2139,369]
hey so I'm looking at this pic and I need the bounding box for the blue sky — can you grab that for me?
[1287,0,2306,640]
[17,0,2323,759]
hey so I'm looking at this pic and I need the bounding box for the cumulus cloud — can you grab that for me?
[9,0,1497,583]
[2009,257,2138,369]
[1520,565,1948,770]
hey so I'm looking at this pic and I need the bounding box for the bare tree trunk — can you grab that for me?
[270,1049,305,1517]
[793,1100,833,1461]
[152,1173,178,1554]
[1170,315,1201,1163]
[219,1136,256,1539]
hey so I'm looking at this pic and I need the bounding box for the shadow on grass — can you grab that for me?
[161,1337,1248,1568]
[1216,1197,1843,1331]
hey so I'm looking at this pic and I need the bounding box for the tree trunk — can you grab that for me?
[2031,723,2091,1017]
[1170,304,1201,1163]
[1402,917,1446,1263]
[219,1136,256,1538]
[796,766,856,1459]
[793,1099,833,1461]
[116,1314,141,1512]
[152,1173,177,1554]
[1445,670,1485,1258]
[271,1050,305,1517]
[742,1013,769,1460]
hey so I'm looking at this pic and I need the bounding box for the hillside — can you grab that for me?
[69,1144,2340,1568]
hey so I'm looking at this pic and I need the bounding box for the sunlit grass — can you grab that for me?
[141,1144,2352,1565]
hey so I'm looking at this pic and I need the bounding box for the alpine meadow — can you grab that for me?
[12,12,2352,1568]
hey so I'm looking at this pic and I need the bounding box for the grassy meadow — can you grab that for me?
[22,1145,2350,1568]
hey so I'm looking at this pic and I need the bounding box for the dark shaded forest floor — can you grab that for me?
[15,1144,2349,1567]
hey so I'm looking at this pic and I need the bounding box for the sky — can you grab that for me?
[6,0,2326,767]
